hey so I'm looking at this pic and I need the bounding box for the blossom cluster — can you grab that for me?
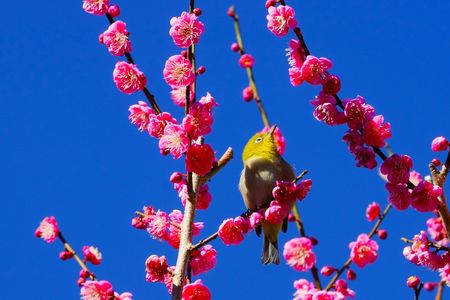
[293,278,355,300]
[132,205,204,249]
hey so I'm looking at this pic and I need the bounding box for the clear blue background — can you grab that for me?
[1,1,449,299]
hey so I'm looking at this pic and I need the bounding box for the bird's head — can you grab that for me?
[242,125,280,163]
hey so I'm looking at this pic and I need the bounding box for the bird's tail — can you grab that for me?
[262,235,279,265]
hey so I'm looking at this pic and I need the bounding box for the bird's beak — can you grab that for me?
[268,124,277,136]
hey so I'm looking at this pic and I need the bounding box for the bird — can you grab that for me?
[239,125,295,264]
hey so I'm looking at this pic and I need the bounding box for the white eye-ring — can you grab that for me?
[255,137,263,143]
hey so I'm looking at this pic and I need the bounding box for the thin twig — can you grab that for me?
[400,237,450,253]
[435,281,445,300]
[58,232,96,281]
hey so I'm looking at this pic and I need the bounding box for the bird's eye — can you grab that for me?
[255,137,263,143]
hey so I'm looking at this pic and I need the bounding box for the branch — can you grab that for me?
[105,13,162,114]
[229,6,270,128]
[430,150,450,241]
[58,232,96,280]
[435,281,445,300]
[400,237,450,253]
[324,203,392,291]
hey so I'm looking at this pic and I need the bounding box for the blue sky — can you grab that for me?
[1,1,449,299]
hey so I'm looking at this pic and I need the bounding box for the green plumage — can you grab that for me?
[239,128,295,264]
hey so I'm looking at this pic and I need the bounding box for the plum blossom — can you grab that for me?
[100,21,131,56]
[166,210,203,249]
[266,5,297,37]
[385,183,411,210]
[265,200,288,225]
[283,237,316,272]
[114,292,133,300]
[196,184,212,210]
[145,255,169,282]
[300,56,333,85]
[239,54,255,68]
[410,180,442,212]
[439,264,450,287]
[182,279,211,300]
[362,115,392,148]
[218,217,250,245]
[146,210,169,240]
[380,154,413,185]
[293,279,317,300]
[342,96,375,130]
[80,280,114,300]
[349,234,378,268]
[113,61,146,94]
[82,246,102,265]
[286,39,304,69]
[189,245,217,276]
[406,276,421,288]
[431,136,449,152]
[169,12,204,48]
[354,146,377,169]
[35,216,59,243]
[310,92,345,126]
[403,231,448,269]
[296,179,313,200]
[82,0,109,15]
[322,74,341,95]
[163,55,195,88]
[147,112,177,138]
[249,211,264,228]
[342,129,364,154]
[128,101,155,131]
[107,4,120,17]
[365,202,380,222]
[261,126,286,155]
[158,124,189,159]
[170,86,194,107]
[183,102,214,140]
[242,86,254,101]
[185,143,215,176]
[334,279,355,298]
[426,217,448,246]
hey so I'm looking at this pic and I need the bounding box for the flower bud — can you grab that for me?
[320,266,336,276]
[193,8,202,16]
[423,282,436,291]
[242,86,254,101]
[431,158,441,166]
[406,276,420,289]
[196,66,206,75]
[377,229,388,240]
[346,269,357,280]
[231,42,241,52]
[322,74,341,95]
[108,4,120,17]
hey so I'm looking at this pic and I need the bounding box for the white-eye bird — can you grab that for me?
[239,125,295,264]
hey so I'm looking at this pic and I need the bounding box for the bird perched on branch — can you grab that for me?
[239,125,295,264]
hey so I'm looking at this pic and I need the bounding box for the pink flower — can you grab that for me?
[170,86,194,107]
[82,0,109,15]
[81,280,114,300]
[35,216,59,243]
[249,211,264,228]
[411,180,442,212]
[426,217,448,246]
[198,93,218,111]
[163,55,195,88]
[166,210,203,249]
[115,292,133,300]
[266,5,297,37]
[185,143,215,176]
[260,126,286,155]
[190,245,217,276]
[439,264,450,287]
[283,237,316,271]
[101,21,131,56]
[289,67,303,87]
[386,183,411,210]
[182,279,211,300]
[113,61,146,94]
[409,170,423,186]
[349,234,378,268]
[343,96,375,130]
[313,102,346,126]
[431,136,449,152]
[322,74,341,95]
[196,185,212,210]
[406,276,421,288]
[272,181,297,205]
[342,129,364,154]
[128,101,155,131]
[82,246,102,265]
[239,54,255,68]
[354,146,377,169]
[218,218,246,245]
[158,124,190,159]
[169,12,204,48]
[146,210,169,240]
[334,279,355,298]
[265,200,289,225]
[365,202,380,222]
[183,102,214,140]
[107,4,120,17]
[296,179,313,200]
[242,86,254,101]
[300,56,333,85]
[147,112,177,138]
[286,39,304,69]
[380,154,413,185]
[293,279,317,300]
[311,291,344,300]
[145,255,169,282]
[362,115,392,148]
[403,231,448,269]
[163,266,175,294]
